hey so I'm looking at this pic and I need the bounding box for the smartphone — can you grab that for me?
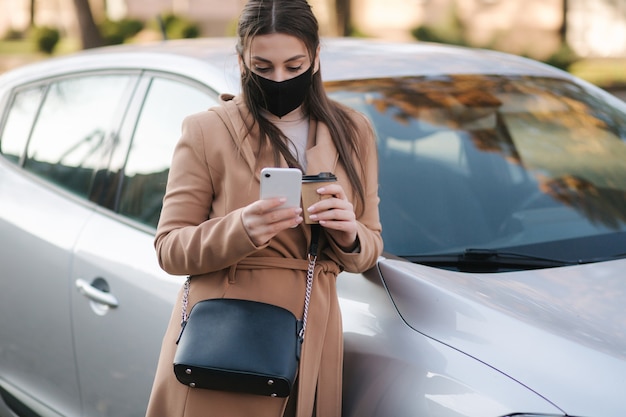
[260,167,302,209]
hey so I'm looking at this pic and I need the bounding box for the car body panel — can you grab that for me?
[71,210,182,417]
[0,164,85,416]
[380,258,626,417]
[338,268,564,417]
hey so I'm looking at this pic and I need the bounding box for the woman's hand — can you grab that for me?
[242,198,303,247]
[306,183,358,251]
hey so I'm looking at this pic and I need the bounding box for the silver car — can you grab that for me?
[1,38,625,417]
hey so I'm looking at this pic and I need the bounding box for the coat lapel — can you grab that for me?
[219,95,270,182]
[224,95,298,181]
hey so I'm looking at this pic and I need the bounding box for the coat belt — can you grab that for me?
[228,257,341,281]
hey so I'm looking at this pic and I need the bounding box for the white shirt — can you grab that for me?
[264,106,310,170]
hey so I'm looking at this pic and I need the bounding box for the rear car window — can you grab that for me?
[22,74,136,198]
[116,76,217,228]
[0,86,45,164]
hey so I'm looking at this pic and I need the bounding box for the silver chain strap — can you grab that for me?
[300,253,316,339]
[181,277,190,325]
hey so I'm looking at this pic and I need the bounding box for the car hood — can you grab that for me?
[379,257,626,417]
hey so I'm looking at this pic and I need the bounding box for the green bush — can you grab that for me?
[411,1,467,46]
[159,13,200,39]
[544,42,579,71]
[3,28,24,41]
[411,24,468,46]
[411,26,439,43]
[100,18,144,45]
[31,26,60,54]
[171,20,200,38]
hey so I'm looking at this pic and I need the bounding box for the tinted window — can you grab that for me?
[328,76,626,263]
[117,76,217,228]
[23,74,136,198]
[0,86,45,163]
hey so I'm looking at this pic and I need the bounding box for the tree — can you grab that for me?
[72,0,104,49]
[559,0,568,44]
[335,0,351,36]
[29,0,35,27]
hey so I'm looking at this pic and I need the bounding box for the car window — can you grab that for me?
[0,85,45,164]
[23,74,137,198]
[328,75,626,262]
[117,76,217,228]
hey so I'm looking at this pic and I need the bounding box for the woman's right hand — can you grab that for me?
[241,198,303,246]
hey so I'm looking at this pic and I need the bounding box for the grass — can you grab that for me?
[0,39,37,54]
[0,37,79,57]
[0,38,81,72]
[569,58,626,88]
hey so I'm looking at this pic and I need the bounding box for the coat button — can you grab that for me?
[267,379,274,385]
[185,368,192,375]
[189,383,196,388]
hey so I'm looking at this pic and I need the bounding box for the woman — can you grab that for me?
[145,0,383,416]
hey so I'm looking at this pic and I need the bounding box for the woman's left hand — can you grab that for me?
[306,183,358,251]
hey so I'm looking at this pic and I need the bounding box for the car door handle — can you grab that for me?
[75,278,119,308]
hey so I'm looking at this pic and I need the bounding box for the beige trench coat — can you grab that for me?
[145,95,383,417]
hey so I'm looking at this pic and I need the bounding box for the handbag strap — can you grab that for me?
[300,224,320,339]
[180,224,320,343]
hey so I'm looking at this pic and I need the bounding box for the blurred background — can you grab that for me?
[0,0,625,99]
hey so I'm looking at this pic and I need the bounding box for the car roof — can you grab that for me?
[0,37,572,96]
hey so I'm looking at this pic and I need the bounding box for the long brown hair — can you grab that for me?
[236,0,366,212]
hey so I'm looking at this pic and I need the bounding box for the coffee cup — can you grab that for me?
[301,172,337,224]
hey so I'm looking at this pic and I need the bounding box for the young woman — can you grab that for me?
[145,1,383,416]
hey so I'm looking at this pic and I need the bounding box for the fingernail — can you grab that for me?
[290,217,303,228]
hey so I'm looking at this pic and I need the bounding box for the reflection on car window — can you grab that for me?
[328,75,626,261]
[117,76,217,228]
[0,86,45,164]
[23,74,136,198]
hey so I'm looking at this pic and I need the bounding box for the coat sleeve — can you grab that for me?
[325,111,383,273]
[154,111,265,276]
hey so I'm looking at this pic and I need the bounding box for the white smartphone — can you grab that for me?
[260,167,302,209]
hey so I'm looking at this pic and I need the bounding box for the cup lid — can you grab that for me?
[302,172,337,182]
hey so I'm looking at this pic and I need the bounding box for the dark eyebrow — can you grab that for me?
[251,55,307,64]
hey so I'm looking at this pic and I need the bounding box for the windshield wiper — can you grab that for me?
[406,248,578,272]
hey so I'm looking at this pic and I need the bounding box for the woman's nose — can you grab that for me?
[271,69,289,83]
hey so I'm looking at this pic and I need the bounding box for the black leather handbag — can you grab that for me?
[173,297,303,397]
[173,226,320,397]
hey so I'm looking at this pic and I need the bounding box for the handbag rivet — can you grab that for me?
[185,368,192,375]
[189,383,196,388]
[267,379,274,385]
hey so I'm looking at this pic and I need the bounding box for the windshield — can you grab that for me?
[328,75,626,264]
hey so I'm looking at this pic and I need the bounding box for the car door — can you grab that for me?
[70,73,218,416]
[0,73,137,416]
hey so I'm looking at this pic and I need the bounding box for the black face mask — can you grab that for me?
[249,65,313,118]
